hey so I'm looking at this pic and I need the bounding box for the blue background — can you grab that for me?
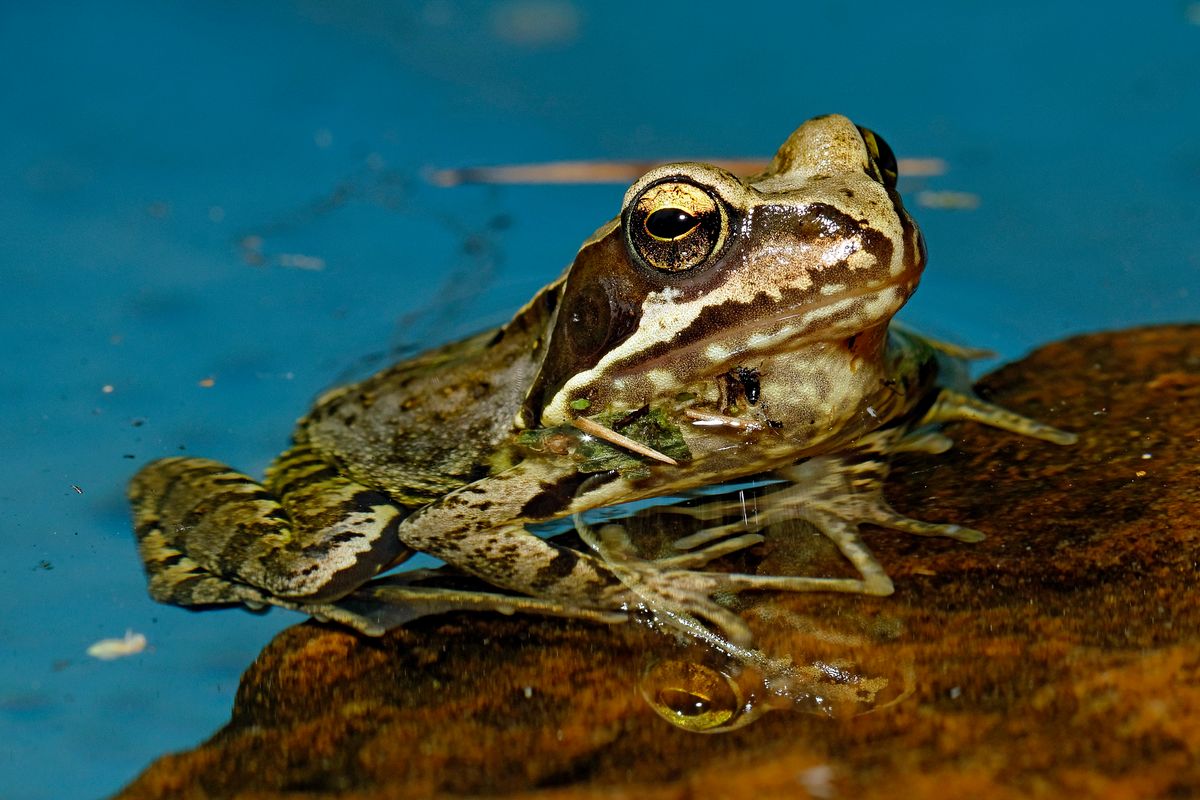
[2,3,1197,798]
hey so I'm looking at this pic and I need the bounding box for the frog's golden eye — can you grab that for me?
[857,126,899,188]
[626,180,728,273]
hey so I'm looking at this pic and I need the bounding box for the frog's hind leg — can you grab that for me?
[129,449,413,612]
[130,453,621,636]
[132,502,277,610]
[922,388,1077,445]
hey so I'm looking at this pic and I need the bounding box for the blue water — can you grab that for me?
[2,3,1197,798]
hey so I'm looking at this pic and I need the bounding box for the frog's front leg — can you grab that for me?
[392,461,765,640]
[129,448,412,608]
[394,460,634,607]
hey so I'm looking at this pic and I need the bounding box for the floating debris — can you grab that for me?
[916,190,981,210]
[277,253,326,271]
[86,630,147,661]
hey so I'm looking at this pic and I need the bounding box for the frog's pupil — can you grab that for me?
[658,688,711,717]
[646,208,698,240]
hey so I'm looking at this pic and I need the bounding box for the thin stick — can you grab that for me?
[427,157,946,187]
[571,416,679,466]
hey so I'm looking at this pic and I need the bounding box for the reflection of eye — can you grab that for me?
[627,180,728,273]
[857,126,899,188]
[640,659,744,732]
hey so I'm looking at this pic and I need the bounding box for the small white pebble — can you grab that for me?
[522,686,533,698]
[796,764,835,799]
[1141,452,1153,460]
[87,630,147,660]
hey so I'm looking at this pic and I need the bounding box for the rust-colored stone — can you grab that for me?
[117,325,1200,800]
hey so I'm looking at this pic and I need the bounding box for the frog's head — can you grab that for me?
[524,114,925,428]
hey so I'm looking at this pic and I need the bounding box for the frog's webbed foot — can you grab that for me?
[573,510,894,678]
[922,388,1077,445]
[129,450,413,614]
[648,453,985,601]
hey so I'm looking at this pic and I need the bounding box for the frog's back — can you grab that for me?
[297,286,560,505]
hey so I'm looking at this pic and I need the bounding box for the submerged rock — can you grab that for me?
[117,325,1200,800]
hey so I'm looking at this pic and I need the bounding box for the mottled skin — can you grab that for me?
[129,115,1074,638]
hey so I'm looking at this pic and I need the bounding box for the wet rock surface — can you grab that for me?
[117,325,1200,800]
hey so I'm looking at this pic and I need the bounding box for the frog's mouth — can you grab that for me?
[618,281,910,378]
[540,280,909,427]
[722,283,906,358]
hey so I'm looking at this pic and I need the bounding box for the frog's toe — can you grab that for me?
[889,430,955,455]
[655,533,765,569]
[590,520,763,570]
[923,389,1077,445]
[672,521,755,551]
[862,505,987,543]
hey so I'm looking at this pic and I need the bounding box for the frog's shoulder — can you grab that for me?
[293,278,569,499]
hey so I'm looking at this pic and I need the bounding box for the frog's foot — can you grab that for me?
[574,512,887,653]
[129,451,414,614]
[922,388,1077,445]
[571,518,759,649]
[651,454,986,600]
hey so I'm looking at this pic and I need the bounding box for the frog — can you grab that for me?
[128,114,1075,643]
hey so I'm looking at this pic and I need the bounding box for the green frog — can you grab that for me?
[129,114,1075,642]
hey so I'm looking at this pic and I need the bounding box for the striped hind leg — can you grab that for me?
[128,449,412,609]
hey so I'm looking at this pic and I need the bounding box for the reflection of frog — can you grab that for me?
[636,592,915,732]
[129,114,1074,637]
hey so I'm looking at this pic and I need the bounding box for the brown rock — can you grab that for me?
[117,325,1200,800]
